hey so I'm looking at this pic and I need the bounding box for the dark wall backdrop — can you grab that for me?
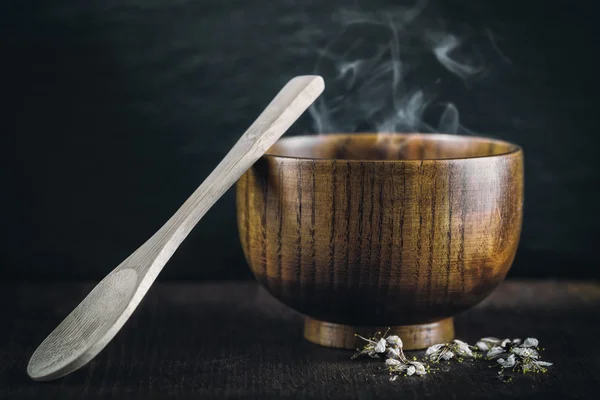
[2,0,599,281]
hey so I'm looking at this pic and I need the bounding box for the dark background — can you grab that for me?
[1,0,599,282]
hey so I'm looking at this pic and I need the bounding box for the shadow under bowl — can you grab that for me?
[236,133,524,349]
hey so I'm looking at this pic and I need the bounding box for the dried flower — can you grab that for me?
[386,335,403,348]
[453,339,475,358]
[497,354,553,375]
[374,338,387,353]
[425,339,476,362]
[385,357,426,376]
[411,361,427,376]
[521,338,539,348]
[483,337,529,360]
[385,358,401,366]
[475,337,502,351]
[386,346,401,359]
[490,337,552,377]
[353,332,552,382]
[497,354,516,368]
[511,347,539,359]
[353,330,427,380]
[502,338,521,347]
[351,333,389,359]
[486,346,506,359]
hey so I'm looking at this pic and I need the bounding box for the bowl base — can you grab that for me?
[303,317,454,350]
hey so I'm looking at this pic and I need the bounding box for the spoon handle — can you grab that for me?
[155,76,324,252]
[27,76,324,382]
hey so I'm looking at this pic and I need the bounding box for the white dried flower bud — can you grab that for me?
[386,347,400,359]
[522,338,539,348]
[481,337,501,343]
[386,358,401,367]
[512,347,539,359]
[476,342,490,351]
[453,339,475,358]
[487,346,506,359]
[386,335,403,348]
[476,337,501,351]
[535,361,553,367]
[425,343,444,356]
[375,338,387,353]
[410,361,427,375]
[497,354,516,368]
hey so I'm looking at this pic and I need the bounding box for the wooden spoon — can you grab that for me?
[27,75,325,381]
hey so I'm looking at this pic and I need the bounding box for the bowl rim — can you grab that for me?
[263,132,523,162]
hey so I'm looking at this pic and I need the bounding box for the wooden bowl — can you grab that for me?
[236,133,523,350]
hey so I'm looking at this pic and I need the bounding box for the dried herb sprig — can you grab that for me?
[424,339,478,362]
[475,337,526,359]
[353,330,428,380]
[492,339,552,376]
[351,328,392,359]
[386,358,427,379]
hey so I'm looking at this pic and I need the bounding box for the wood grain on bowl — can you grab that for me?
[236,133,523,349]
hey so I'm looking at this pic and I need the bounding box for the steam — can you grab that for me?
[289,0,489,134]
[431,34,483,80]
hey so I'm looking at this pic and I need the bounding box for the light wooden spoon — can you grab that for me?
[27,75,325,382]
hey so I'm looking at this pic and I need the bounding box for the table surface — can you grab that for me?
[1,280,599,400]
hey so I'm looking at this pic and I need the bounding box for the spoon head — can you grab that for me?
[27,268,139,381]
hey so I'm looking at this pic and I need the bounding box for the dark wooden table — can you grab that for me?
[1,280,599,399]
